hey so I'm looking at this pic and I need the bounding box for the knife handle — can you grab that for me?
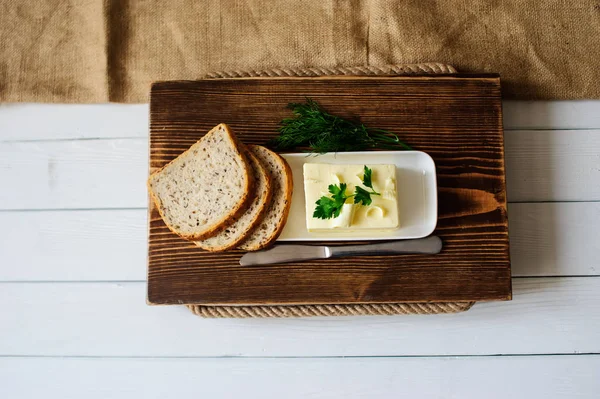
[328,236,442,258]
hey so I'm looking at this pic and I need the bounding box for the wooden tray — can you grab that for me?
[147,75,511,305]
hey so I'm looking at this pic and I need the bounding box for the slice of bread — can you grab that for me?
[238,145,293,251]
[147,123,253,240]
[194,148,273,251]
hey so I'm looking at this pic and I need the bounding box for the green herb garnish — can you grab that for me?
[269,98,412,154]
[313,183,353,219]
[362,164,373,188]
[313,166,381,219]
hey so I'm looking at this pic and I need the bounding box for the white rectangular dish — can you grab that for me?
[278,151,438,241]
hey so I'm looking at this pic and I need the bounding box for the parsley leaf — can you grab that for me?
[329,183,348,203]
[313,196,340,219]
[353,186,374,206]
[362,165,373,189]
[313,183,351,219]
[354,166,380,205]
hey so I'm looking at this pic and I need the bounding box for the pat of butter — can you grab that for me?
[331,203,355,229]
[303,163,399,231]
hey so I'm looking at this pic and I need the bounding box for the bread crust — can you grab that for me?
[238,145,294,251]
[147,123,254,241]
[194,146,273,251]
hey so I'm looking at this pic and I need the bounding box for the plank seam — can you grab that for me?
[1,353,599,360]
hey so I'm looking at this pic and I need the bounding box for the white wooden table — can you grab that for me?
[1,102,599,398]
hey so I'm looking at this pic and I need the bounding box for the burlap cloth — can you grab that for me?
[184,62,475,318]
[2,0,600,103]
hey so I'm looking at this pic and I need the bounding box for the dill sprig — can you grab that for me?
[268,98,412,153]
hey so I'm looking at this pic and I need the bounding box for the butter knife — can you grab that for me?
[239,236,442,266]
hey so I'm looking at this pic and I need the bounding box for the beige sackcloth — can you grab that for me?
[2,0,600,103]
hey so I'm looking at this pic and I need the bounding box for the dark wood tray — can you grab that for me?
[147,75,511,305]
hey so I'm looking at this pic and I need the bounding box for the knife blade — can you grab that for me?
[239,236,442,266]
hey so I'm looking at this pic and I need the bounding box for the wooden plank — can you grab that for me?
[503,100,600,130]
[0,210,147,281]
[0,104,149,141]
[509,202,600,276]
[1,356,598,399]
[505,130,600,202]
[148,76,510,305]
[1,101,599,142]
[0,139,148,210]
[1,278,597,357]
[1,203,598,281]
[1,130,599,211]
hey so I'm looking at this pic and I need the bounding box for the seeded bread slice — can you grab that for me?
[147,123,253,240]
[194,148,273,251]
[238,145,293,251]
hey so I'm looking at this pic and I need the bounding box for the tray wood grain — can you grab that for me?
[148,75,511,305]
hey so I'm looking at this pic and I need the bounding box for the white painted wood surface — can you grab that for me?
[502,101,600,130]
[0,139,148,210]
[508,203,600,276]
[0,104,149,140]
[504,130,600,202]
[2,203,599,281]
[1,102,599,398]
[0,210,147,281]
[2,129,600,210]
[1,356,598,399]
[2,101,600,141]
[1,278,598,357]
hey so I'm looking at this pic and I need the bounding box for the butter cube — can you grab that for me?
[303,163,399,231]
